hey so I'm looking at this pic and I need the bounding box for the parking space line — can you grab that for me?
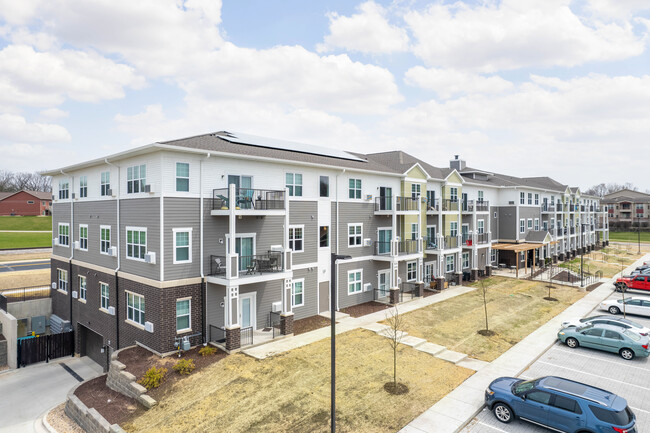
[631,406,650,415]
[475,422,508,432]
[537,361,650,391]
[550,347,650,372]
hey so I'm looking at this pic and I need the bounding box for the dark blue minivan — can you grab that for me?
[485,376,636,432]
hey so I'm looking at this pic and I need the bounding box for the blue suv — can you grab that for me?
[485,376,636,433]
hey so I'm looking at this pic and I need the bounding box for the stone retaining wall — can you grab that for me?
[0,338,7,367]
[65,381,126,433]
[105,346,157,409]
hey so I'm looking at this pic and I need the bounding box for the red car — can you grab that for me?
[616,274,650,292]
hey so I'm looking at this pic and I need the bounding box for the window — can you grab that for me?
[292,279,304,307]
[520,192,525,204]
[534,218,539,231]
[543,221,548,231]
[477,220,484,234]
[520,219,525,233]
[27,200,34,204]
[411,223,419,240]
[100,171,110,196]
[445,255,454,273]
[348,178,362,199]
[411,184,421,200]
[58,269,68,293]
[348,224,362,247]
[58,223,70,246]
[320,176,329,197]
[100,282,110,310]
[127,164,146,194]
[526,391,551,405]
[176,162,189,192]
[449,187,458,202]
[348,270,362,294]
[491,249,496,262]
[173,228,192,263]
[78,276,86,301]
[478,191,484,202]
[528,193,533,205]
[527,218,533,229]
[286,173,302,197]
[100,226,111,254]
[126,292,145,326]
[320,226,329,247]
[603,330,622,340]
[534,194,539,205]
[407,261,417,281]
[58,179,69,199]
[426,190,436,207]
[176,299,191,332]
[289,226,304,252]
[126,228,147,260]
[79,176,87,198]
[79,225,88,250]
[551,218,555,229]
[462,252,469,269]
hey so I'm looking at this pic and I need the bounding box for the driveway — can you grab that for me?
[0,356,103,433]
[462,290,650,433]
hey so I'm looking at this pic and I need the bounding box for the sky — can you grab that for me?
[1,0,649,191]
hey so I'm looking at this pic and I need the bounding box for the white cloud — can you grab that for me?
[405,0,646,72]
[40,108,69,120]
[404,66,513,99]
[0,114,70,143]
[318,1,409,54]
[586,0,650,19]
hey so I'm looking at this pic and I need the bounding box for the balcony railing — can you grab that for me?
[475,200,489,212]
[212,188,285,211]
[476,232,489,244]
[398,239,420,254]
[580,205,585,212]
[570,227,575,235]
[441,199,459,211]
[374,196,419,212]
[443,235,458,249]
[541,203,555,212]
[210,255,227,276]
[426,198,439,212]
[556,203,563,212]
[463,200,473,212]
[462,233,470,244]
[424,236,438,250]
[209,252,284,277]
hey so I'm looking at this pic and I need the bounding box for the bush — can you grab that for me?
[173,358,195,375]
[138,366,167,389]
[199,346,217,356]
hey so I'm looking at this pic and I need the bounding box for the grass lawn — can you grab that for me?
[123,329,473,433]
[609,231,650,243]
[392,277,587,362]
[0,232,52,249]
[0,215,52,231]
[562,254,634,278]
[0,269,50,289]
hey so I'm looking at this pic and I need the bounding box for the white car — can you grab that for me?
[561,315,650,336]
[600,298,650,317]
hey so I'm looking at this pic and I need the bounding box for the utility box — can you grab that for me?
[181,337,191,351]
[31,316,46,335]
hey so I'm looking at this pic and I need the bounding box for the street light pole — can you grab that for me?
[638,214,641,255]
[580,224,584,288]
[330,253,351,433]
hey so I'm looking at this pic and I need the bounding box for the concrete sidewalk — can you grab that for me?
[399,253,650,433]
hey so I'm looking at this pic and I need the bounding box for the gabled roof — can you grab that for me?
[364,151,450,180]
[0,192,12,201]
[603,195,650,204]
[525,230,552,244]
[0,190,52,201]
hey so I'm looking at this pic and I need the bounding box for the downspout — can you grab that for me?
[334,169,345,311]
[61,170,74,325]
[105,159,121,349]
[201,153,210,343]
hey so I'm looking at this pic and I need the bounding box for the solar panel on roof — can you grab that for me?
[215,131,365,162]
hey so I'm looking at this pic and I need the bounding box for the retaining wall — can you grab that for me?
[0,310,17,368]
[65,380,126,433]
[105,346,157,409]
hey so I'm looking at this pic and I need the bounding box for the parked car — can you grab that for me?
[616,274,650,292]
[558,323,650,360]
[485,376,637,432]
[561,315,650,336]
[600,297,650,317]
[629,268,650,277]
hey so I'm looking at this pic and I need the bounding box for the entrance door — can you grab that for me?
[379,187,392,210]
[424,262,436,283]
[239,293,256,330]
[462,224,469,245]
[378,229,392,255]
[378,270,390,297]
[462,193,468,211]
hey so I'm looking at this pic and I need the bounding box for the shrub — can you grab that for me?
[138,366,167,389]
[199,346,217,356]
[173,358,195,375]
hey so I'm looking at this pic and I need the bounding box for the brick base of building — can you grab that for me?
[280,313,294,335]
[415,282,424,297]
[436,277,445,291]
[470,269,479,281]
[559,253,565,261]
[454,272,463,286]
[553,255,558,263]
[389,288,400,305]
[485,266,493,277]
[225,327,241,351]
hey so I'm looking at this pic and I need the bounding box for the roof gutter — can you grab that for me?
[105,158,121,350]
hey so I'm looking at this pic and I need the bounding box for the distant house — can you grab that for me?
[0,190,52,216]
[602,189,650,229]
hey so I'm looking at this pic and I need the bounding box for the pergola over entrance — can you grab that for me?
[491,242,545,278]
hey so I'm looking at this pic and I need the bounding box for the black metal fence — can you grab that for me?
[241,326,253,346]
[17,331,74,368]
[399,282,419,303]
[0,286,51,303]
[0,293,6,313]
[209,324,226,343]
[209,255,227,276]
[269,312,282,339]
[212,188,285,211]
[374,196,419,212]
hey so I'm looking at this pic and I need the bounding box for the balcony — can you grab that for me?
[580,205,585,212]
[443,235,459,249]
[211,188,285,215]
[374,196,419,214]
[556,203,563,212]
[475,200,489,212]
[476,232,489,244]
[441,199,459,212]
[424,236,438,251]
[541,203,556,213]
[374,239,422,256]
[426,198,439,213]
[209,251,287,282]
[570,227,575,235]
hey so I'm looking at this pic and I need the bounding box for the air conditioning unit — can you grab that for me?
[144,252,156,264]
[270,245,283,251]
[72,291,78,299]
[53,238,60,246]
[106,188,113,196]
[108,246,117,257]
[363,238,372,247]
[364,283,373,292]
[144,321,154,333]
[271,301,282,312]
[107,306,115,315]
[508,201,515,205]
[73,241,80,250]
[144,184,152,193]
[51,282,57,289]
[72,193,76,199]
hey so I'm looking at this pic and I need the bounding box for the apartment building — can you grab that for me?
[602,189,650,229]
[42,132,609,364]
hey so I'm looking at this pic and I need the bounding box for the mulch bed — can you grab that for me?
[423,288,441,298]
[340,301,391,318]
[75,375,144,425]
[586,282,602,292]
[293,315,331,335]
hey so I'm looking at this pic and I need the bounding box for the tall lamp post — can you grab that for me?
[330,253,351,433]
[637,213,641,255]
[580,223,586,288]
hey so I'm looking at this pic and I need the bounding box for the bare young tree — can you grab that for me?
[477,279,495,336]
[384,307,408,394]
[616,256,628,318]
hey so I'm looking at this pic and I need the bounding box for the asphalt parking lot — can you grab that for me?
[462,289,650,433]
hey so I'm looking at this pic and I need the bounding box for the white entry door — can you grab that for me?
[424,262,436,283]
[239,293,256,330]
[378,270,390,297]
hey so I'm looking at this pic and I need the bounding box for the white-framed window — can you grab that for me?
[462,252,469,269]
[348,269,362,294]
[348,178,362,199]
[543,221,548,231]
[176,162,189,192]
[320,226,329,247]
[100,282,109,310]
[520,219,525,233]
[527,218,533,229]
[449,187,458,202]
[100,171,110,196]
[126,227,147,260]
[411,183,421,200]
[477,220,485,234]
[127,164,146,194]
[407,261,417,281]
[519,192,525,205]
[551,217,555,229]
[58,179,69,199]
[534,218,539,231]
[79,176,87,198]
[445,255,454,273]
[450,221,458,237]
[176,298,191,332]
[58,223,70,246]
[478,191,484,202]
[78,276,86,301]
[528,193,533,205]
[292,279,304,307]
[320,176,329,197]
[411,223,419,240]
[289,225,304,252]
[100,225,111,254]
[173,228,192,263]
[534,194,539,205]
[126,292,145,326]
[286,173,303,197]
[348,224,362,247]
[79,224,88,250]
[491,249,496,262]
[57,269,68,293]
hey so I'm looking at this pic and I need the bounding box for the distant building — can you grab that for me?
[0,190,52,216]
[602,189,650,228]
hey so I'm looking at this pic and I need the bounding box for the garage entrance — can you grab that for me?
[78,325,107,371]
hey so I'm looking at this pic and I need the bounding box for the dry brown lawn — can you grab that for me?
[0,269,50,289]
[123,329,473,433]
[0,252,50,262]
[392,277,587,362]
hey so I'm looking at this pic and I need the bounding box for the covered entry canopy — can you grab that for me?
[492,242,547,278]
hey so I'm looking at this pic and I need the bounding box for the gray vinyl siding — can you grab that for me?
[336,202,376,258]
[73,201,118,269]
[289,201,317,265]
[337,260,389,309]
[240,280,283,330]
[120,197,160,280]
[490,207,498,240]
[206,283,226,331]
[237,215,285,257]
[497,206,517,241]
[52,202,71,257]
[291,268,318,320]
[203,199,228,273]
[164,198,201,281]
[519,206,542,238]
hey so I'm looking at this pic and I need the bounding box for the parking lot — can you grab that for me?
[462,289,650,433]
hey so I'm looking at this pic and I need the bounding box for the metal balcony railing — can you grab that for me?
[212,188,285,211]
[398,239,420,254]
[462,233,470,244]
[374,196,419,212]
[426,198,439,211]
[442,199,459,211]
[476,232,489,244]
[424,236,438,250]
[209,252,283,277]
[463,200,473,212]
[443,235,458,249]
[209,255,227,276]
[541,203,556,212]
[475,200,489,212]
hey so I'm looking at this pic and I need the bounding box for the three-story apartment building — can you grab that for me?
[603,189,650,229]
